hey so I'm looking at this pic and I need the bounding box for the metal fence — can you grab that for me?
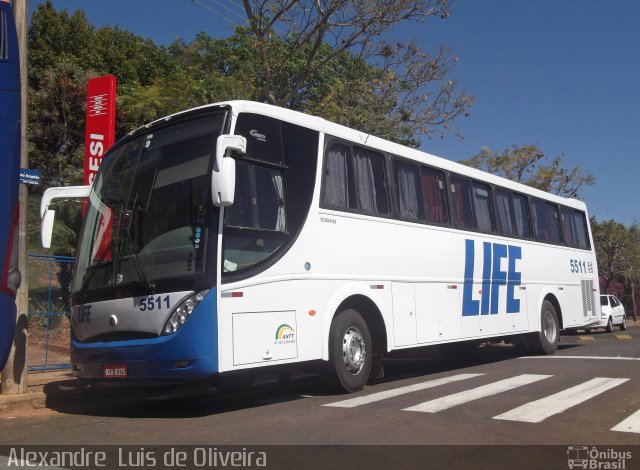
[27,254,75,371]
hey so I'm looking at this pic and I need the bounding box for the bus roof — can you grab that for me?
[134,100,589,213]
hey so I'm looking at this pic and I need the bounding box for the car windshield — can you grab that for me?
[73,113,226,298]
[600,296,609,306]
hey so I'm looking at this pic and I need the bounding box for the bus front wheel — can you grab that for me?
[328,309,372,393]
[530,300,560,355]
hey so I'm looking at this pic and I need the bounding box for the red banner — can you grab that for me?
[83,75,117,186]
[84,75,116,261]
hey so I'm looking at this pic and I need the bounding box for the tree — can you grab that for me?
[234,0,472,145]
[28,60,92,186]
[459,144,596,198]
[591,219,640,320]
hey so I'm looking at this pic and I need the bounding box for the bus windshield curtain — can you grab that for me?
[353,149,378,213]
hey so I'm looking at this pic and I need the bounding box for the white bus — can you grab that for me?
[41,100,600,393]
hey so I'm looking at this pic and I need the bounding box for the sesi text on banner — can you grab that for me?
[84,75,116,186]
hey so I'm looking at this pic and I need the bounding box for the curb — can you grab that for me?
[0,391,47,413]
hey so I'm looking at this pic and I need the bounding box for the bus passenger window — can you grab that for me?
[560,207,590,250]
[572,211,590,249]
[421,167,449,224]
[352,147,388,215]
[394,161,424,220]
[472,182,495,232]
[324,143,349,208]
[532,199,561,244]
[496,190,531,238]
[451,176,476,230]
[323,143,388,216]
[512,194,532,238]
[496,189,515,236]
[560,207,577,247]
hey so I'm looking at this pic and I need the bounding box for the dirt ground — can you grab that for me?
[27,315,71,369]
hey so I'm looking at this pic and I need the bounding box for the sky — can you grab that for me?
[29,0,640,225]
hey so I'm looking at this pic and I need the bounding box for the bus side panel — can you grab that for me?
[217,280,392,372]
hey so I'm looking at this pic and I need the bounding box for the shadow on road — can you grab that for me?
[41,338,588,419]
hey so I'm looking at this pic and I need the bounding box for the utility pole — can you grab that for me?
[2,0,28,395]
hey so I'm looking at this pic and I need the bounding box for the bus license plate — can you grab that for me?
[103,364,127,378]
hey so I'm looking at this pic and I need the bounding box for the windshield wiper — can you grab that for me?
[121,219,156,294]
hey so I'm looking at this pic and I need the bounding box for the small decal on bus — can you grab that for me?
[274,324,296,345]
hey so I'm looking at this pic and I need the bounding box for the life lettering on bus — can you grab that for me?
[87,133,104,185]
[76,305,92,323]
[462,239,522,316]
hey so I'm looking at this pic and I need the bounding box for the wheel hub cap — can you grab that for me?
[543,311,557,343]
[343,326,365,375]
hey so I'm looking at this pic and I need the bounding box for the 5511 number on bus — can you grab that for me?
[138,295,170,311]
[569,259,587,274]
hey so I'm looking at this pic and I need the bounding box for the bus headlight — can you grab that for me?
[162,290,209,335]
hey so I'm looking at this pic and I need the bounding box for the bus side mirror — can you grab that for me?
[40,185,91,249]
[212,135,246,207]
[41,209,55,249]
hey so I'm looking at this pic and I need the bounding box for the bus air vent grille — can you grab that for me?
[581,279,594,318]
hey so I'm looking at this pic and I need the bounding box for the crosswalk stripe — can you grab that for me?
[494,377,629,423]
[611,409,640,434]
[402,374,552,413]
[323,373,483,408]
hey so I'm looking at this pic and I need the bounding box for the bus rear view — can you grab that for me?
[0,0,21,370]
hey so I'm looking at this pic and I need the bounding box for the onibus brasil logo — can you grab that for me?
[567,446,632,469]
[275,324,296,345]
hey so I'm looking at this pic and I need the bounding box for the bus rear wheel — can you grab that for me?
[328,309,372,393]
[529,300,559,355]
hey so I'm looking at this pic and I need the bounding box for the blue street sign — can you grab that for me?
[19,168,41,185]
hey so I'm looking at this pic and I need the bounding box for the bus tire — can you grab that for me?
[328,309,372,393]
[530,300,559,355]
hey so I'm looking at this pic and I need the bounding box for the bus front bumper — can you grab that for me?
[70,290,218,382]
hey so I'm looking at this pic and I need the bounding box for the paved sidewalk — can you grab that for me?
[0,370,76,413]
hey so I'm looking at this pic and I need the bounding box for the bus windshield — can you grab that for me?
[73,113,226,301]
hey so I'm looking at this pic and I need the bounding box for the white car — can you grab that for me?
[589,295,627,333]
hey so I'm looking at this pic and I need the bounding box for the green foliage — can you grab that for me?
[591,218,640,319]
[459,144,596,198]
[28,60,90,186]
[26,1,472,257]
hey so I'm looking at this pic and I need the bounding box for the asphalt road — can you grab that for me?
[1,327,639,449]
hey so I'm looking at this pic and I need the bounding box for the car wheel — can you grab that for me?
[620,316,627,331]
[606,316,613,333]
[328,309,372,393]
